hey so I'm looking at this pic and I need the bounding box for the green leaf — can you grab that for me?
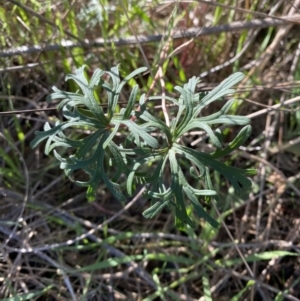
[65,65,107,122]
[169,150,195,229]
[194,72,245,116]
[229,280,255,301]
[103,124,120,149]
[174,143,253,195]
[213,125,252,158]
[183,186,219,228]
[175,77,198,138]
[143,198,171,218]
[194,98,234,120]
[217,251,299,267]
[179,120,223,149]
[121,120,158,148]
[206,115,250,125]
[123,66,148,81]
[123,85,139,119]
[139,110,172,143]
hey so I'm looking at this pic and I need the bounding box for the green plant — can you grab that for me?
[30,65,256,229]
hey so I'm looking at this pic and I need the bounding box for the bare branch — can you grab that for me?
[1,15,300,58]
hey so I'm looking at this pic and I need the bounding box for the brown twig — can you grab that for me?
[2,15,300,58]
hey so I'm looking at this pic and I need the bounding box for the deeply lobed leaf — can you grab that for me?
[31,65,256,229]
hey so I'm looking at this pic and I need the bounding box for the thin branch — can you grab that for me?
[1,15,300,58]
[246,96,300,119]
[2,92,300,117]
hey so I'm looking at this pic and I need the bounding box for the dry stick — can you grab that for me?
[211,202,255,278]
[246,96,300,119]
[240,0,300,84]
[0,100,125,116]
[241,145,300,298]
[277,93,287,182]
[269,136,300,155]
[35,252,77,301]
[245,0,250,10]
[255,0,300,72]
[159,67,170,126]
[0,107,61,115]
[193,0,300,23]
[0,191,157,291]
[241,152,300,197]
[40,205,157,290]
[228,270,300,301]
[248,76,300,296]
[146,3,178,126]
[3,187,147,254]
[244,97,299,113]
[200,27,255,78]
[251,98,274,301]
[2,187,158,289]
[2,89,300,117]
[0,62,50,73]
[290,40,300,76]
[200,0,285,78]
[2,15,300,58]
[256,220,300,300]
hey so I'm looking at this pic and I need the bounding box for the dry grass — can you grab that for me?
[1,0,300,300]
